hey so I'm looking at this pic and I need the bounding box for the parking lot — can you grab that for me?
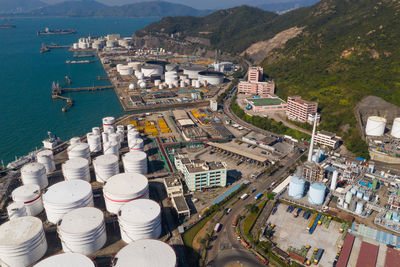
[267,204,342,266]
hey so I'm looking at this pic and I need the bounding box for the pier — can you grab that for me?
[97,76,109,80]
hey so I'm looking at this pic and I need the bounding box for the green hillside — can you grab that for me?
[136,0,400,158]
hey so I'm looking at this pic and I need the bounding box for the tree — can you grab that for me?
[245,204,259,214]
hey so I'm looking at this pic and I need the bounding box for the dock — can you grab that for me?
[62,85,113,92]
[97,76,109,80]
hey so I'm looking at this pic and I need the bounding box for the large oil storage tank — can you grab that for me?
[308,182,326,206]
[93,154,119,183]
[87,133,101,153]
[198,71,224,85]
[34,253,95,267]
[166,63,178,72]
[62,157,91,182]
[21,162,48,190]
[118,199,162,243]
[57,207,107,255]
[118,65,133,76]
[128,138,144,151]
[112,239,177,267]
[43,180,94,223]
[365,116,386,136]
[12,184,43,216]
[103,173,149,214]
[0,216,47,267]
[67,143,91,163]
[142,64,163,77]
[36,150,55,173]
[183,65,207,79]
[103,141,119,157]
[103,117,115,132]
[145,60,168,71]
[122,150,147,174]
[128,62,142,71]
[391,118,400,138]
[288,176,305,199]
[7,202,27,220]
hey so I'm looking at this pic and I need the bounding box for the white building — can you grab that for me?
[210,99,218,111]
[314,130,340,149]
[174,153,227,191]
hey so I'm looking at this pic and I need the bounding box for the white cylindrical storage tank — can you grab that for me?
[154,80,161,86]
[173,80,179,87]
[165,64,178,72]
[57,207,106,255]
[308,182,326,206]
[391,118,400,138]
[118,199,161,243]
[350,187,357,195]
[103,173,149,214]
[159,84,164,90]
[103,141,119,157]
[345,191,352,204]
[87,133,101,153]
[93,154,119,183]
[109,133,120,145]
[127,131,139,142]
[363,194,370,201]
[344,202,349,209]
[356,191,364,199]
[142,65,163,77]
[102,132,108,144]
[21,162,48,190]
[117,64,123,72]
[330,170,338,191]
[128,138,144,151]
[118,66,133,76]
[43,180,94,224]
[338,198,345,207]
[117,125,125,132]
[288,176,305,199]
[62,157,90,182]
[355,201,363,215]
[0,216,47,267]
[7,202,27,220]
[102,117,115,132]
[183,65,206,79]
[365,116,386,136]
[128,62,141,71]
[127,124,135,131]
[67,143,91,163]
[36,150,55,173]
[129,83,135,90]
[139,81,146,89]
[12,184,43,216]
[198,71,224,85]
[112,239,177,267]
[70,137,81,145]
[180,81,185,88]
[34,253,95,267]
[117,130,125,144]
[122,151,147,174]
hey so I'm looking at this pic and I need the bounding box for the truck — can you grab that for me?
[232,215,239,227]
[254,193,263,200]
[214,223,222,233]
[309,214,322,234]
[307,213,318,230]
[294,208,302,217]
[241,193,249,200]
[314,249,324,264]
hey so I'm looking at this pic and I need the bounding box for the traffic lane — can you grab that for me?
[211,249,266,267]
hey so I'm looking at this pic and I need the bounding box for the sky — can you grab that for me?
[41,0,297,10]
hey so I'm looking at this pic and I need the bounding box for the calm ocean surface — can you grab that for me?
[0,17,158,164]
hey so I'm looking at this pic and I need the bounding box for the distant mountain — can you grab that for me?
[31,0,108,17]
[257,0,319,13]
[28,0,211,17]
[0,0,47,13]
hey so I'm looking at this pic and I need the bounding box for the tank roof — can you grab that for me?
[12,184,41,201]
[0,216,43,246]
[93,154,118,165]
[123,150,147,161]
[43,180,91,204]
[119,199,161,223]
[198,70,224,77]
[21,162,45,173]
[104,173,148,197]
[63,157,89,169]
[58,207,104,234]
[114,239,176,267]
[34,253,95,267]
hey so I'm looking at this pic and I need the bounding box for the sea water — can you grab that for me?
[0,17,158,164]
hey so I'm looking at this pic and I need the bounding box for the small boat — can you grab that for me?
[40,43,50,53]
[0,25,15,29]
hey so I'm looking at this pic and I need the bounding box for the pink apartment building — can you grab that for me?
[238,66,275,97]
[286,96,318,124]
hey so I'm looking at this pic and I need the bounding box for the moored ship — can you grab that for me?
[37,27,76,36]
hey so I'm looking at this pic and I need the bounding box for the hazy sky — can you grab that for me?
[41,0,296,10]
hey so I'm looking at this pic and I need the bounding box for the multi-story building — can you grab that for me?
[174,153,227,191]
[248,66,263,82]
[238,81,275,98]
[286,96,318,124]
[314,131,341,149]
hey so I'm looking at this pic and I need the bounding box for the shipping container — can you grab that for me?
[307,213,318,230]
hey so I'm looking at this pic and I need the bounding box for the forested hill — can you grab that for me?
[136,0,400,158]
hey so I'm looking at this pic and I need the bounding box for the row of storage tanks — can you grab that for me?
[73,37,132,50]
[1,116,177,267]
[365,116,400,138]
[337,186,374,215]
[288,176,327,206]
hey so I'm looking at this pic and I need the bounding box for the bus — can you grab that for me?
[214,223,222,233]
[254,193,263,200]
[232,215,239,227]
